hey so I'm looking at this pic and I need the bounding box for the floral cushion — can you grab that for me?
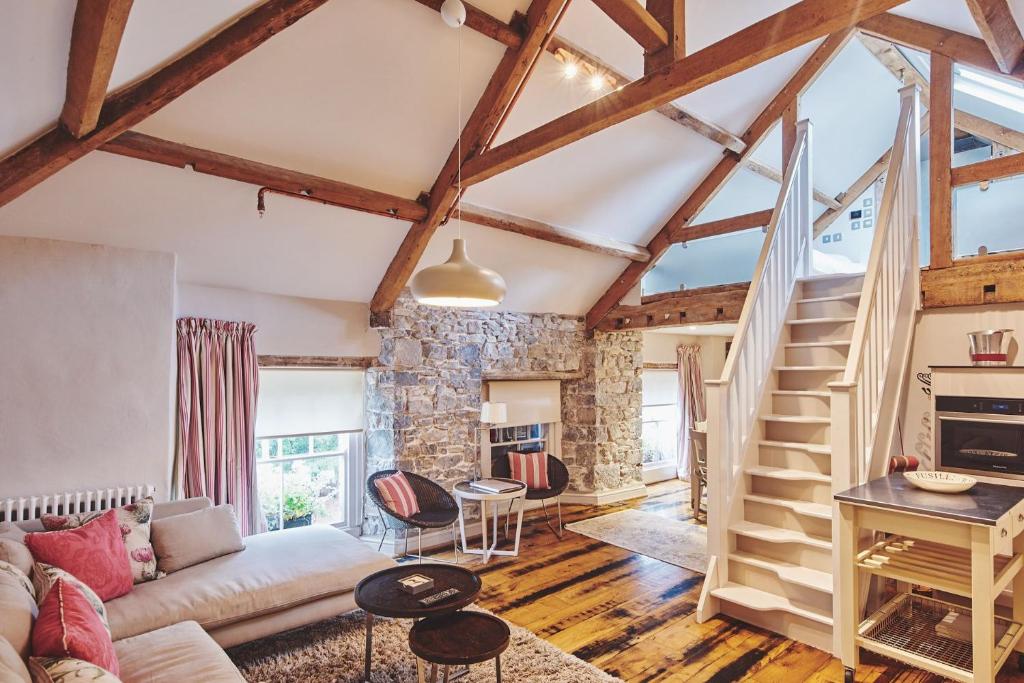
[28,657,122,682]
[32,579,120,676]
[0,559,34,601]
[42,498,159,584]
[25,511,133,602]
[32,563,110,636]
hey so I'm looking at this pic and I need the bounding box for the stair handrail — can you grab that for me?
[832,85,922,490]
[700,119,813,617]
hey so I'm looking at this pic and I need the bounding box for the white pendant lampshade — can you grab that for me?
[411,238,506,307]
[440,0,467,27]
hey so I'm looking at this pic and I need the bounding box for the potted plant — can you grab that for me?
[282,478,315,528]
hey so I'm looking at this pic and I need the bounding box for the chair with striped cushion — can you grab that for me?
[494,452,570,539]
[366,470,460,563]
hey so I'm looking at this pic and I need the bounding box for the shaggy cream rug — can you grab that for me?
[228,608,621,682]
[566,509,707,574]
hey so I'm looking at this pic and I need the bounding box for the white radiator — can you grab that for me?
[1,485,156,523]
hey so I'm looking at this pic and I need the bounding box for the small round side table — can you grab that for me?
[355,564,481,682]
[409,611,511,683]
[452,479,527,564]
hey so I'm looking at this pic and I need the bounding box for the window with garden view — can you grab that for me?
[255,369,365,533]
[641,369,680,468]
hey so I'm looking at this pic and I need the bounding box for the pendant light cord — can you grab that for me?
[457,22,463,239]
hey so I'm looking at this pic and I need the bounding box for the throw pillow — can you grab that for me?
[25,510,133,602]
[508,451,551,489]
[32,563,110,636]
[0,560,34,601]
[41,497,159,584]
[374,472,420,518]
[28,657,122,683]
[0,636,29,683]
[32,579,119,676]
[151,504,245,574]
[0,524,32,577]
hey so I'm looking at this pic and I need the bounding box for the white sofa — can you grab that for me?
[0,496,395,682]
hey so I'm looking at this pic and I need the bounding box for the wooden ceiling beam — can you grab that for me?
[643,0,685,73]
[0,0,329,209]
[101,131,428,221]
[589,0,669,53]
[951,151,1024,185]
[964,0,1024,73]
[61,0,134,138]
[370,0,572,316]
[585,28,855,330]
[411,0,524,48]
[412,1,837,202]
[668,209,774,243]
[859,32,1024,151]
[461,0,905,188]
[460,203,649,261]
[596,282,749,331]
[858,12,1024,81]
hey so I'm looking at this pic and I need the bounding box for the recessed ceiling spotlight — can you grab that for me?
[589,73,606,91]
[563,62,579,79]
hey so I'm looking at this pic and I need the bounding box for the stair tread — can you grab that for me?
[784,341,851,348]
[745,494,833,520]
[772,390,831,397]
[730,521,832,550]
[759,440,831,455]
[797,293,860,304]
[710,583,833,625]
[774,365,845,372]
[761,414,831,424]
[788,317,857,325]
[746,466,831,483]
[729,551,834,594]
[798,272,864,283]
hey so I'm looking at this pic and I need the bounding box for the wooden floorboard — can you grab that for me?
[419,480,1024,681]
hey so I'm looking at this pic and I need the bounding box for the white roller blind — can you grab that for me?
[256,369,364,437]
[487,380,561,425]
[642,369,678,406]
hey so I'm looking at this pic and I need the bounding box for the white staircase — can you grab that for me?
[697,86,923,655]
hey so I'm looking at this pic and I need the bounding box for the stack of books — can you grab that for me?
[469,479,521,494]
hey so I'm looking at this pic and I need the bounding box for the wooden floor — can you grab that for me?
[423,480,1024,682]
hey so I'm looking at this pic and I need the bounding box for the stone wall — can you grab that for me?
[364,292,644,535]
[562,331,644,492]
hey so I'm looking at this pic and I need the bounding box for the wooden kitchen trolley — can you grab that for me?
[837,474,1024,682]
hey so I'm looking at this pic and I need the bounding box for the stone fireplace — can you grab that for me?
[363,290,644,536]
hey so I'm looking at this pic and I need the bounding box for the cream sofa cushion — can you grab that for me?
[106,525,394,641]
[0,637,29,683]
[152,497,212,522]
[114,621,243,683]
[152,505,244,574]
[0,524,32,578]
[0,562,35,660]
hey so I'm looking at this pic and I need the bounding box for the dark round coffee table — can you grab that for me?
[355,564,481,682]
[409,612,511,683]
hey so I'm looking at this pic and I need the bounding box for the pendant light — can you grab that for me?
[411,0,507,308]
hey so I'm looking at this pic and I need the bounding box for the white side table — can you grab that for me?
[453,479,527,564]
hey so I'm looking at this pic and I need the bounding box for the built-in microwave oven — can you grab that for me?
[937,396,1024,481]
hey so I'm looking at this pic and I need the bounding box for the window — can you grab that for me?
[255,369,365,533]
[641,369,679,467]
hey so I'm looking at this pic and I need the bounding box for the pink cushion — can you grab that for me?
[508,451,551,489]
[32,579,120,676]
[42,496,159,584]
[374,472,420,518]
[25,510,133,602]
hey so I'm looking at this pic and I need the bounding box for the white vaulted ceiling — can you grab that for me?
[0,0,1013,314]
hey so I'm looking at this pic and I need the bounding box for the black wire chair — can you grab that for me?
[366,470,460,563]
[493,454,570,539]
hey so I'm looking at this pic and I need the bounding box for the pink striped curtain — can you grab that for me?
[677,344,706,480]
[174,318,260,535]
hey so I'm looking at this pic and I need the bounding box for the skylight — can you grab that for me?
[954,66,1024,114]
